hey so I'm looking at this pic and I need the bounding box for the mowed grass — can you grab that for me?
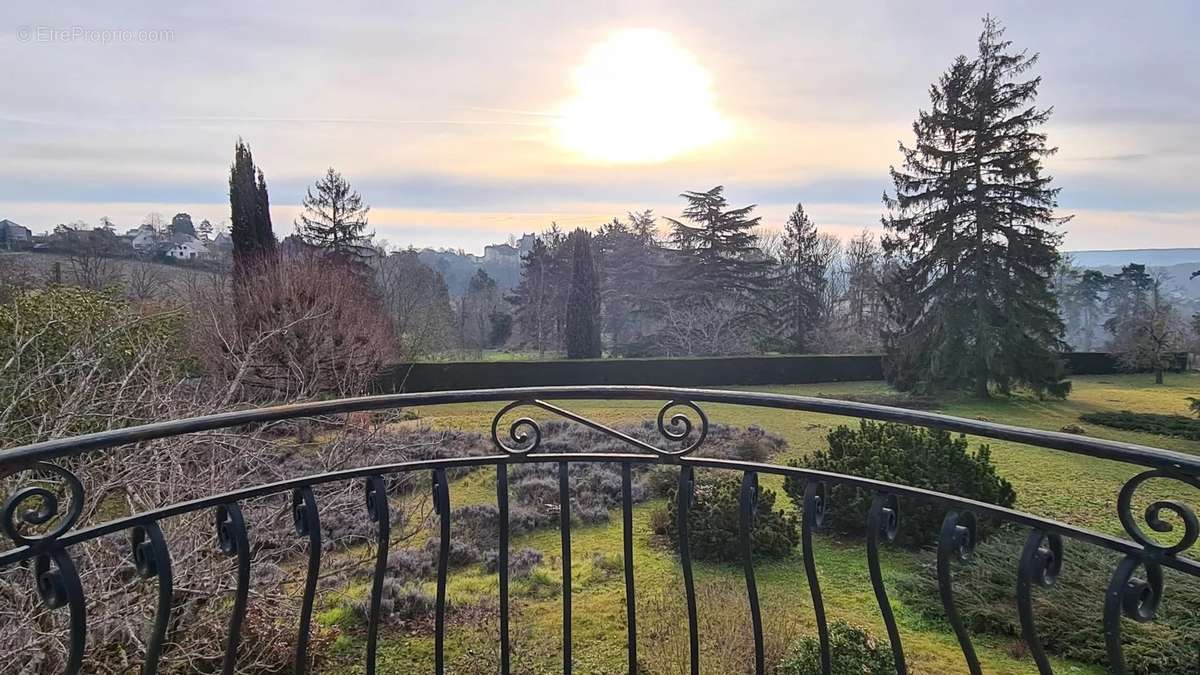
[323,373,1200,674]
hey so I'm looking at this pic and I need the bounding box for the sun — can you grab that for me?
[555,29,733,164]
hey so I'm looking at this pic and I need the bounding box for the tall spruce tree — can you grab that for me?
[565,228,602,358]
[776,202,827,352]
[295,167,374,264]
[508,236,557,355]
[883,17,1069,398]
[229,139,276,286]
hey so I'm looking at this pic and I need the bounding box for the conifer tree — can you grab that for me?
[666,186,771,298]
[565,228,602,358]
[508,237,557,355]
[295,167,374,264]
[776,202,827,352]
[883,17,1069,398]
[595,210,660,354]
[229,139,276,287]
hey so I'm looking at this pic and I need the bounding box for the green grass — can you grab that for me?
[323,373,1200,674]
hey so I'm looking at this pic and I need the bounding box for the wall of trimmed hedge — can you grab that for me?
[373,351,1189,393]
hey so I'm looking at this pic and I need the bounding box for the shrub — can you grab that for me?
[0,286,185,443]
[351,578,436,624]
[482,547,543,578]
[425,537,483,567]
[898,528,1200,674]
[1080,410,1200,441]
[779,621,898,675]
[665,473,799,563]
[783,421,1016,548]
[387,548,433,582]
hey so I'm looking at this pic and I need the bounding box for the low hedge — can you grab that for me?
[373,352,1183,392]
[1080,410,1200,441]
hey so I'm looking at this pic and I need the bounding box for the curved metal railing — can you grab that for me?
[2,386,1197,674]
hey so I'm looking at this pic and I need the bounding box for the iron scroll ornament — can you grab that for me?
[1116,468,1199,557]
[1,461,85,548]
[490,398,708,457]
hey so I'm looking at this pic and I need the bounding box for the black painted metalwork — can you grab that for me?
[1,385,1197,674]
[866,493,906,675]
[215,503,249,675]
[364,475,389,675]
[291,487,321,675]
[676,464,699,675]
[497,463,512,675]
[34,547,85,675]
[559,461,573,675]
[1017,529,1063,675]
[130,522,172,675]
[739,472,765,675]
[802,480,831,675]
[621,461,637,675]
[433,468,450,675]
[937,510,981,675]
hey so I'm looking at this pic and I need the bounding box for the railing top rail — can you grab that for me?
[2,385,1198,473]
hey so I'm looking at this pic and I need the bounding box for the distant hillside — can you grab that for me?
[1067,248,1200,268]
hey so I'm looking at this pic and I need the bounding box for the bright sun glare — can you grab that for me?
[556,29,732,164]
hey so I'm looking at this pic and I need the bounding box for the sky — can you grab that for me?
[0,1,1197,254]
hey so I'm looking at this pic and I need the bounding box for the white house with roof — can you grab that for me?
[165,238,209,260]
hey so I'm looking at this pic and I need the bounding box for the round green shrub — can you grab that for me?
[783,420,1016,548]
[779,621,898,675]
[665,472,799,563]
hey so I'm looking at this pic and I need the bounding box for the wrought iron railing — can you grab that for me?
[1,386,1198,674]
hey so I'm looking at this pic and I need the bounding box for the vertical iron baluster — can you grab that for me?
[621,462,638,675]
[34,548,86,675]
[433,469,451,675]
[215,503,250,675]
[802,481,830,675]
[1016,529,1063,675]
[559,461,573,675]
[497,463,511,675]
[364,476,390,675]
[739,472,765,675]
[866,494,906,675]
[291,487,321,675]
[936,510,981,675]
[131,522,172,675]
[676,465,699,675]
[1104,555,1162,675]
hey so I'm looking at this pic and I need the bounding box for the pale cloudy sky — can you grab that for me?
[0,1,1196,253]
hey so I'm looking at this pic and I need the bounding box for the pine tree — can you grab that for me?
[776,202,827,352]
[565,229,602,358]
[229,139,276,286]
[295,167,374,264]
[595,211,660,354]
[508,237,556,355]
[198,219,214,240]
[883,17,1069,398]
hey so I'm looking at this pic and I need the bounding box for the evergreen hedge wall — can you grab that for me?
[373,352,1188,393]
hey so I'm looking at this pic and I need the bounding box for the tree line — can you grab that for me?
[109,16,1199,400]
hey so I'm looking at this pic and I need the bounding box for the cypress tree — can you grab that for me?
[565,228,602,358]
[883,17,1070,398]
[229,139,276,287]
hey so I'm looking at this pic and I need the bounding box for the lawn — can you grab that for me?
[322,373,1200,674]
